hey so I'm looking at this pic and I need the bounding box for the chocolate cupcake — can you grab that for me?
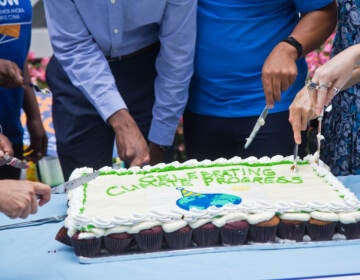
[213,213,249,245]
[337,211,360,239]
[70,231,102,257]
[104,226,134,254]
[190,219,220,247]
[55,226,72,246]
[306,211,338,241]
[163,220,192,249]
[131,222,164,252]
[247,212,279,243]
[277,213,310,242]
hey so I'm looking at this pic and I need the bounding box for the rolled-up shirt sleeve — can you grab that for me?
[43,0,126,121]
[150,0,197,146]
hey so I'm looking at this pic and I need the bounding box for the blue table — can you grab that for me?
[1,176,360,280]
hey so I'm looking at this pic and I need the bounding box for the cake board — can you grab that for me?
[78,238,360,264]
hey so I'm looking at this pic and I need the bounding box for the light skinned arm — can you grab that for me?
[289,44,360,144]
[262,1,337,107]
[310,44,360,114]
[0,180,51,219]
[22,62,48,162]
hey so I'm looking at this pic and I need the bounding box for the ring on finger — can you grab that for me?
[333,86,341,95]
[318,83,330,90]
[307,81,319,90]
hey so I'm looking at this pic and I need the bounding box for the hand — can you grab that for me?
[0,134,13,166]
[0,180,51,219]
[262,41,298,108]
[0,59,23,88]
[24,118,48,163]
[309,45,360,115]
[109,109,150,167]
[149,142,165,166]
[289,86,317,144]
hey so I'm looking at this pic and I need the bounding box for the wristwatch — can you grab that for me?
[281,36,303,59]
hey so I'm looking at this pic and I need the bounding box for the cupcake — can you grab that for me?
[70,231,102,257]
[277,213,310,242]
[163,220,193,249]
[130,221,164,252]
[55,226,72,246]
[306,211,338,241]
[212,213,249,245]
[104,226,134,254]
[247,212,279,243]
[190,219,220,247]
[337,211,360,239]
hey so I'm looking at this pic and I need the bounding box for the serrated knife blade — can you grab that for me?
[51,170,100,193]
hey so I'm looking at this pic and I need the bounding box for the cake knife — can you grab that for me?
[0,215,66,231]
[244,105,269,149]
[2,154,29,169]
[51,170,101,193]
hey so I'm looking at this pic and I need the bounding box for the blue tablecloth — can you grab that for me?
[1,176,360,280]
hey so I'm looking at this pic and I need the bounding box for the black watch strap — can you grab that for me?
[281,36,303,59]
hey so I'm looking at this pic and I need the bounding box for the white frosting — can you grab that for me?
[189,218,213,229]
[247,212,276,225]
[279,213,311,222]
[65,155,360,239]
[310,211,339,222]
[212,212,248,227]
[162,220,188,233]
[338,211,360,224]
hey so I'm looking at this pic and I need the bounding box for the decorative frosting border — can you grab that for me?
[64,155,360,238]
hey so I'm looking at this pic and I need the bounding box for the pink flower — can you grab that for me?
[27,51,36,61]
[40,57,50,67]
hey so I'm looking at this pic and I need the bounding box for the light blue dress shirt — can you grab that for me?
[43,0,196,146]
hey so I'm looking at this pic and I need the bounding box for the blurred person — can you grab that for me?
[290,0,360,175]
[321,0,360,175]
[183,0,337,161]
[0,0,48,180]
[44,1,196,180]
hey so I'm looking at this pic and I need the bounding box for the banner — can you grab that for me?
[21,91,57,156]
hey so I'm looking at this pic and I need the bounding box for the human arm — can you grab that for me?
[0,180,51,219]
[288,86,317,144]
[262,1,337,107]
[22,62,48,162]
[108,109,150,167]
[309,44,360,114]
[149,0,196,164]
[0,58,23,88]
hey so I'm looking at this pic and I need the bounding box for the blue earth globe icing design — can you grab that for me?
[176,187,242,211]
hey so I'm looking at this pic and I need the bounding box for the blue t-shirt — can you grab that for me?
[0,0,32,145]
[187,0,333,117]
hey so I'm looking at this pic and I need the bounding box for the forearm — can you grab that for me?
[291,1,337,57]
[343,45,360,89]
[22,62,42,122]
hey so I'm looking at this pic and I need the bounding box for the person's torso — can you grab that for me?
[72,0,170,57]
[188,0,330,117]
[0,0,32,144]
